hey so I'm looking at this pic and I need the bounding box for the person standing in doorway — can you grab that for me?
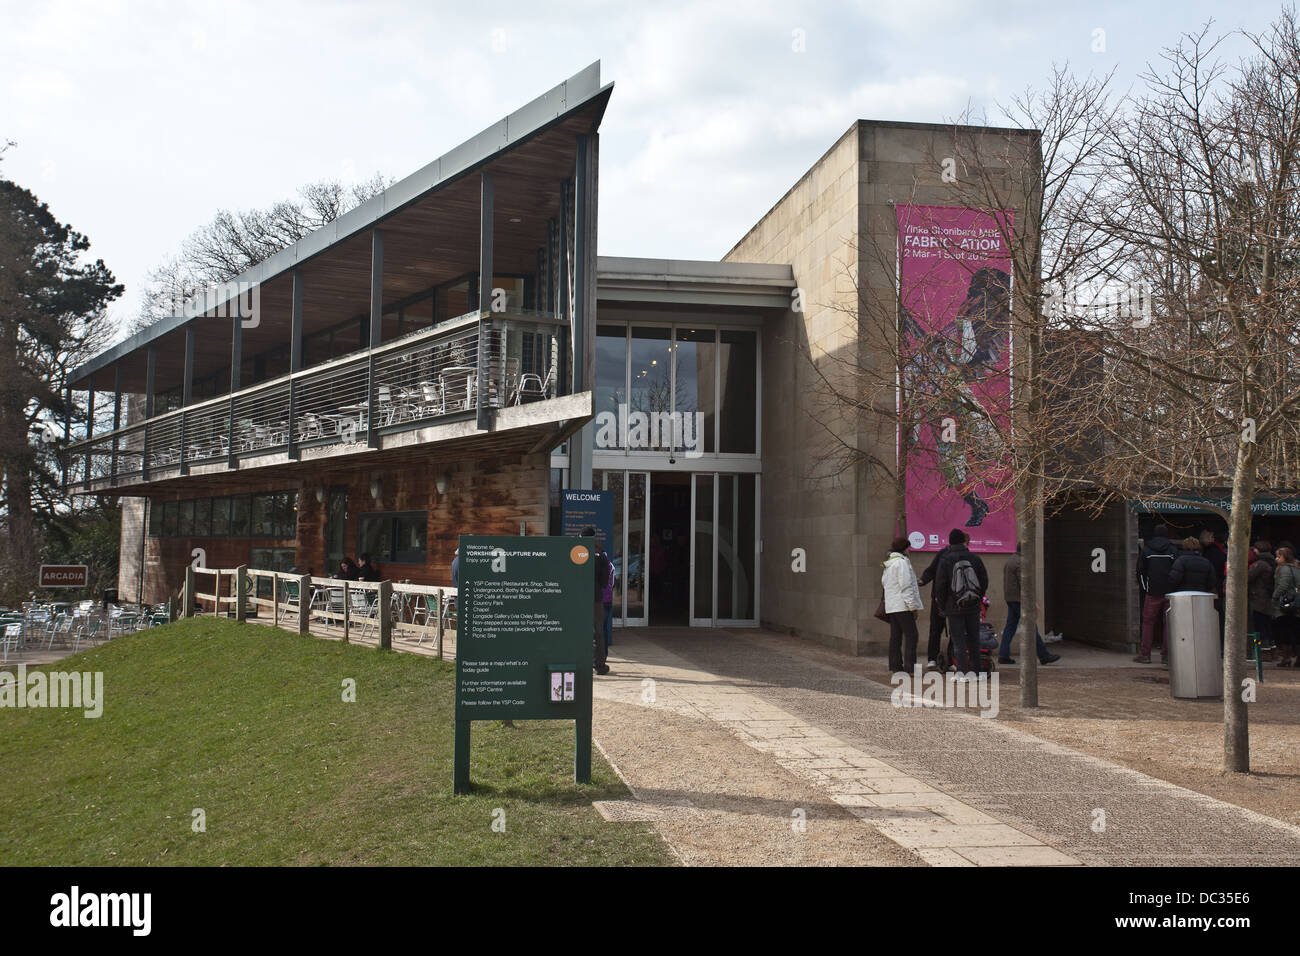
[1135,524,1179,663]
[998,542,1061,666]
[933,529,989,677]
[881,537,923,673]
[583,528,610,675]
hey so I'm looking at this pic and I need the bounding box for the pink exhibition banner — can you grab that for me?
[896,204,1015,553]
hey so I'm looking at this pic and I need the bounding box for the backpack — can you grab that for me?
[951,558,982,611]
[1279,565,1300,614]
[593,549,610,596]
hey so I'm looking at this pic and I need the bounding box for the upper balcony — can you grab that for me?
[65,307,583,494]
[62,63,611,494]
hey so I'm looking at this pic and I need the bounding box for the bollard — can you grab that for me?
[436,587,444,660]
[298,574,311,635]
[235,565,248,623]
[342,582,350,644]
[183,567,195,618]
[378,580,392,650]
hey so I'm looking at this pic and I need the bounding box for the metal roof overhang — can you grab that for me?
[596,256,795,310]
[71,62,612,392]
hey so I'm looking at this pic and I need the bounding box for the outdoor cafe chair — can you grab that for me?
[418,382,443,417]
[2,622,21,664]
[377,385,402,426]
[516,366,552,404]
[44,613,75,650]
[297,413,324,442]
[73,615,102,652]
[350,588,378,641]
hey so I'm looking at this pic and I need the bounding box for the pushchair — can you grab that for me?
[936,597,999,673]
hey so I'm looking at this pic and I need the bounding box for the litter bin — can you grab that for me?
[1165,591,1222,699]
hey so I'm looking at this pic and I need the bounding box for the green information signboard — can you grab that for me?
[453,535,594,793]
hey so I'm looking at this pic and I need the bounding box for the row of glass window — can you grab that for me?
[148,491,298,540]
[594,322,758,455]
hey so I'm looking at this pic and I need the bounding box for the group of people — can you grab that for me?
[881,528,1062,678]
[1137,526,1300,666]
[334,553,383,582]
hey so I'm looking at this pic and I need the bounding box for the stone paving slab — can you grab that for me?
[593,633,1078,866]
[595,628,1300,866]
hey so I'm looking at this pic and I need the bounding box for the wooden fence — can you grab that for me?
[183,565,457,659]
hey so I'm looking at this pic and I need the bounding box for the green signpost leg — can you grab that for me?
[575,711,592,784]
[453,719,471,794]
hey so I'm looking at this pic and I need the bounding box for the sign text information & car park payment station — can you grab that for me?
[453,535,593,793]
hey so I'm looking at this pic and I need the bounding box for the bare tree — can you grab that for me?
[1067,13,1300,772]
[129,173,392,335]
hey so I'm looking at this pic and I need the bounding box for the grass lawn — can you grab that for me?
[0,618,672,866]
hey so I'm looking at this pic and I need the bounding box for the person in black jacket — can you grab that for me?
[356,553,382,582]
[918,533,966,667]
[1136,524,1179,663]
[1169,537,1219,593]
[1199,529,1228,644]
[932,528,989,675]
[581,528,611,675]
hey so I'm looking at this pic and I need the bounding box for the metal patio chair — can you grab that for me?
[350,588,379,641]
[2,623,21,664]
[516,365,552,404]
[44,613,74,650]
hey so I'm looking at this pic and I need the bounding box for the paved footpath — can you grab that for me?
[592,628,1300,866]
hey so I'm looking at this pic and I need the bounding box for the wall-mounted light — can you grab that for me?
[314,486,326,504]
[369,478,382,501]
[435,472,450,495]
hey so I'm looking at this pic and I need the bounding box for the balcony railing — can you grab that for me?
[66,309,569,489]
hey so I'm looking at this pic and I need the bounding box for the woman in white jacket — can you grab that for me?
[882,535,924,673]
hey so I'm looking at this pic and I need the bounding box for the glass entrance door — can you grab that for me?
[690,474,715,627]
[690,472,759,627]
[593,469,648,626]
[594,468,758,627]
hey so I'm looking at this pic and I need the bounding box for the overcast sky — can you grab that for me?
[0,0,1286,334]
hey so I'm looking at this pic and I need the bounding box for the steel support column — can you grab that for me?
[110,364,122,486]
[228,314,241,467]
[179,324,194,475]
[82,381,95,489]
[366,230,384,449]
[288,268,303,460]
[477,171,494,431]
[143,345,157,480]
